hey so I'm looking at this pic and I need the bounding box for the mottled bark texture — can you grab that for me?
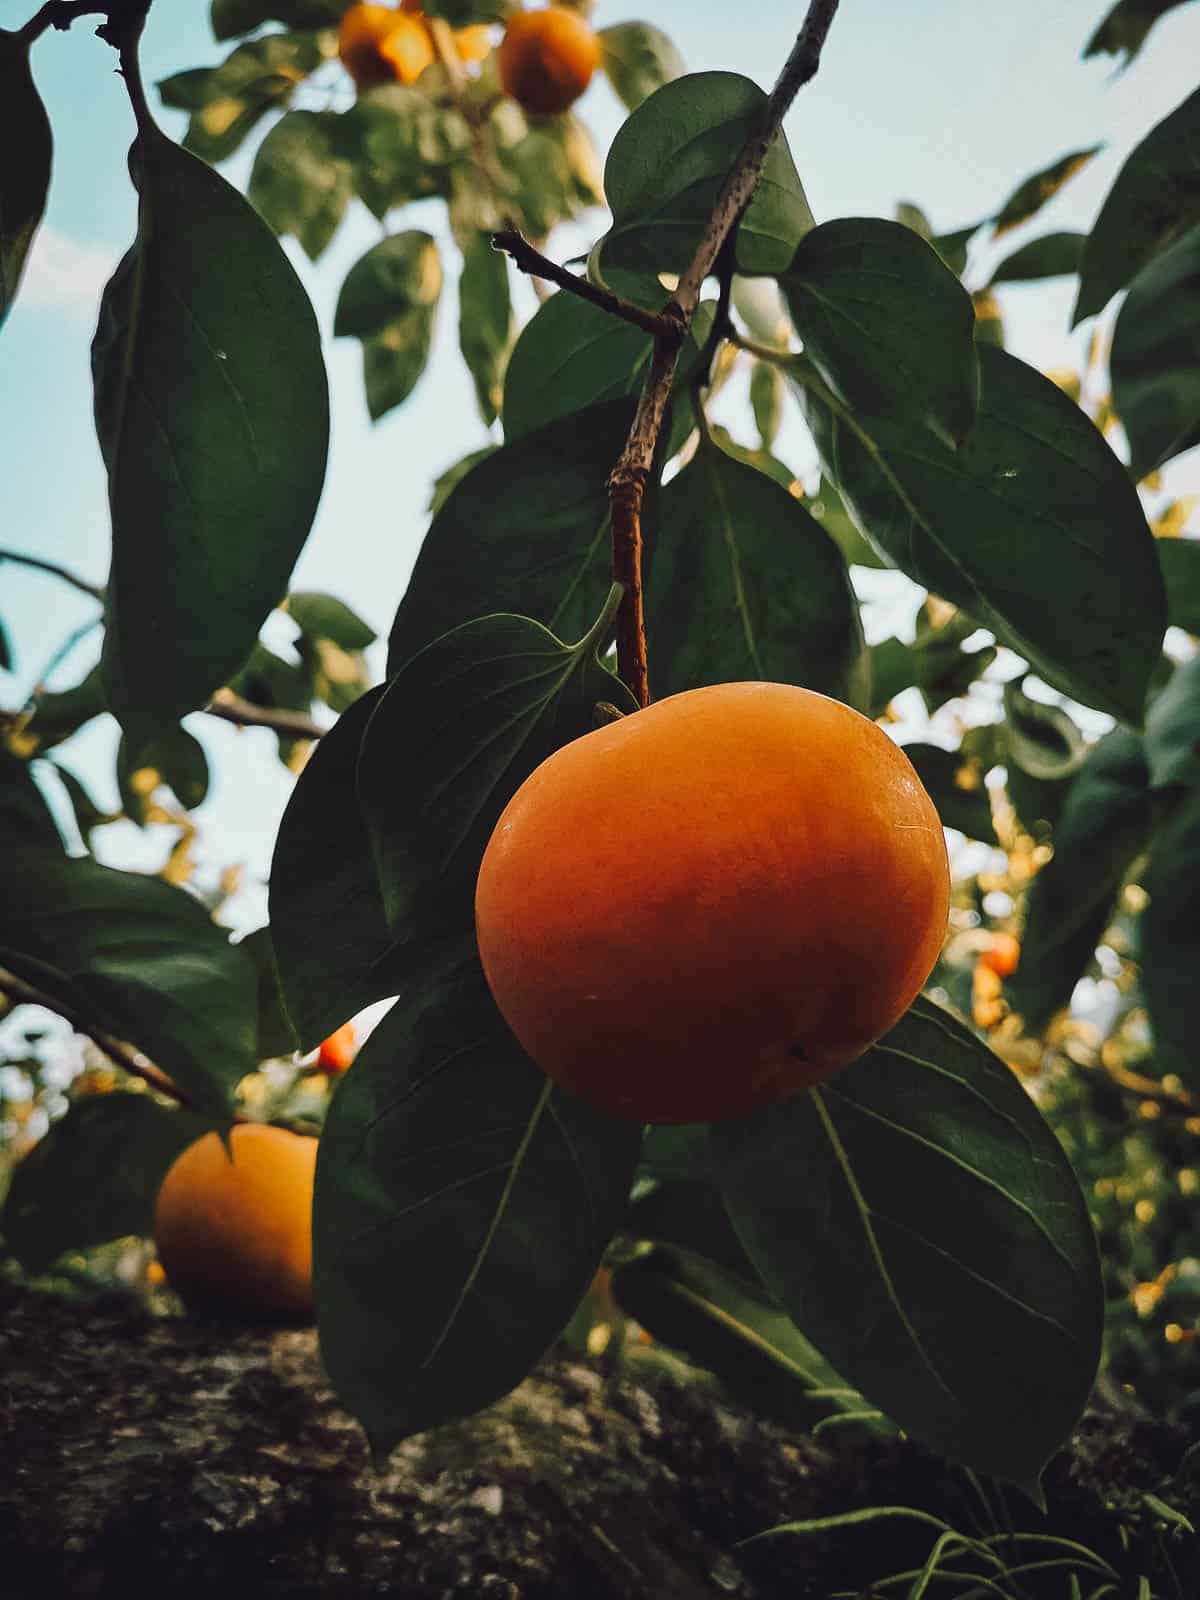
[1,1283,1195,1598]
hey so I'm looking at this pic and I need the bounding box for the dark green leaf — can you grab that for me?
[211,0,350,42]
[794,344,1166,724]
[117,726,210,825]
[1004,679,1088,781]
[286,591,376,651]
[597,20,686,110]
[1145,654,1200,789]
[782,218,979,449]
[805,479,888,570]
[1,1094,208,1273]
[1004,760,1071,838]
[502,280,657,442]
[714,997,1103,1492]
[597,72,813,281]
[161,32,331,165]
[638,1124,713,1182]
[993,147,1100,238]
[932,222,980,277]
[237,926,298,1059]
[360,602,635,942]
[21,666,108,755]
[1074,86,1200,324]
[313,952,642,1455]
[94,123,329,748]
[428,445,497,517]
[911,600,997,713]
[0,618,11,672]
[269,690,427,1050]
[334,232,441,422]
[387,399,645,676]
[868,637,918,716]
[1142,786,1200,1084]
[0,749,61,850]
[989,231,1085,285]
[1159,537,1200,633]
[248,108,353,260]
[1111,223,1200,480]
[50,763,119,846]
[0,849,256,1120]
[1007,731,1151,1029]
[339,86,451,220]
[1084,0,1195,65]
[646,434,867,708]
[625,1181,767,1293]
[0,30,52,330]
[458,231,512,426]
[900,743,996,843]
[612,1248,879,1431]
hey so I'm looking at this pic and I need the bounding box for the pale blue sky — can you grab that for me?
[3,0,1199,928]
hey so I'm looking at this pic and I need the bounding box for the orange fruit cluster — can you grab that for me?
[338,1,491,90]
[153,1124,317,1321]
[476,682,950,1126]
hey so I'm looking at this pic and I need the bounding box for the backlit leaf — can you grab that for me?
[0,849,256,1120]
[646,434,867,708]
[0,30,52,330]
[1074,86,1200,323]
[713,997,1103,1492]
[782,218,979,449]
[598,20,686,110]
[794,344,1166,724]
[1004,679,1088,782]
[1007,731,1151,1029]
[359,601,635,942]
[597,72,813,281]
[94,122,329,748]
[285,591,377,651]
[1111,223,1200,481]
[993,147,1100,238]
[248,108,354,261]
[159,32,330,165]
[314,952,642,1456]
[117,725,210,825]
[457,230,512,426]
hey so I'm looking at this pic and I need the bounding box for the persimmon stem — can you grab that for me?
[608,0,842,704]
[493,231,677,340]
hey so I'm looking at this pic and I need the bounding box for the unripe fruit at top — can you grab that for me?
[475,682,950,1125]
[153,1123,317,1321]
[338,4,434,88]
[497,5,600,116]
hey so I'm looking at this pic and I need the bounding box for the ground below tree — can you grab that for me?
[0,1282,1195,1597]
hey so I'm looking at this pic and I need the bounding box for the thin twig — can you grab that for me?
[492,230,675,339]
[205,690,326,742]
[0,547,104,602]
[0,962,197,1110]
[608,0,841,702]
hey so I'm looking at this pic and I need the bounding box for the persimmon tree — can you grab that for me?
[0,0,1197,1513]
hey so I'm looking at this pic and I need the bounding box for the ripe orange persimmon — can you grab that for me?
[317,1021,357,1074]
[399,0,493,63]
[338,3,434,88]
[497,5,599,116]
[979,930,1021,979]
[153,1124,317,1321]
[475,682,950,1125]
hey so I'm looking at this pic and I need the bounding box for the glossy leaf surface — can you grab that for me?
[314,953,642,1455]
[714,997,1103,1491]
[94,124,329,746]
[1111,223,1200,481]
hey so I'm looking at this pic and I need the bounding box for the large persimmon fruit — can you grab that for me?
[338,3,433,88]
[475,682,950,1124]
[153,1123,317,1320]
[497,5,599,116]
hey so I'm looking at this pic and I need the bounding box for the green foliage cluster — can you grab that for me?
[1,0,1199,1535]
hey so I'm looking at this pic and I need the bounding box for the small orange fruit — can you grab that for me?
[497,4,599,116]
[400,0,494,62]
[979,931,1021,980]
[153,1124,317,1321]
[475,682,950,1125]
[338,3,434,88]
[317,1021,358,1074]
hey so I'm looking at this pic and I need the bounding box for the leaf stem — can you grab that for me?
[608,0,842,703]
[0,547,105,602]
[205,689,327,743]
[492,231,675,339]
